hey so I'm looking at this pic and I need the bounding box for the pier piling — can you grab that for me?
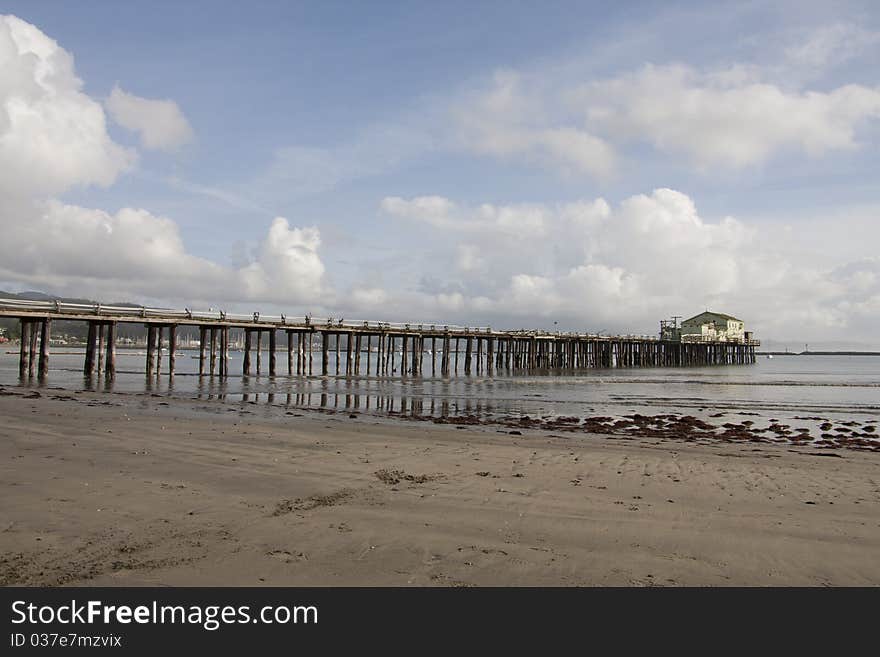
[105,322,116,378]
[37,319,50,378]
[255,331,262,376]
[19,320,30,378]
[243,329,252,376]
[145,326,155,377]
[2,300,760,386]
[198,327,207,376]
[168,325,177,376]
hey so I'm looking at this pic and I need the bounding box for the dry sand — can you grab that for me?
[1,387,879,586]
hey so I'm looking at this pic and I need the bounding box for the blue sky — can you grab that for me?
[1,1,879,345]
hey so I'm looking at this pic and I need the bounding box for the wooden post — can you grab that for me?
[146,325,155,377]
[222,326,230,377]
[84,322,96,376]
[387,335,394,374]
[243,329,252,375]
[218,327,224,377]
[255,330,262,375]
[38,319,50,378]
[285,331,292,375]
[28,322,39,377]
[154,326,162,377]
[300,331,307,375]
[366,335,371,375]
[198,327,207,376]
[335,333,341,375]
[19,320,30,378]
[454,338,460,374]
[269,329,277,376]
[376,334,382,375]
[310,331,330,376]
[351,334,358,374]
[402,335,409,376]
[168,325,177,376]
[388,335,395,374]
[376,334,382,376]
[410,335,417,375]
[210,327,217,376]
[410,336,415,376]
[95,324,105,375]
[105,321,116,378]
[308,330,313,375]
[347,335,355,375]
[464,336,472,375]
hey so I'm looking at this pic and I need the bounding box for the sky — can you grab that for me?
[1,0,879,348]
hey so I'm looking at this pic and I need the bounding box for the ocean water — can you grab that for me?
[2,348,878,435]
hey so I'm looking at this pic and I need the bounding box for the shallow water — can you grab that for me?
[2,348,878,433]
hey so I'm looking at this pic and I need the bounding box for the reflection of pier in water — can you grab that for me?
[2,297,759,384]
[240,392,465,417]
[60,367,498,420]
[235,392,486,421]
[186,376,492,420]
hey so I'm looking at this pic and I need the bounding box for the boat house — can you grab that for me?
[679,311,753,343]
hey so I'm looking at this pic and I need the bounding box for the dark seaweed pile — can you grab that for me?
[419,412,879,452]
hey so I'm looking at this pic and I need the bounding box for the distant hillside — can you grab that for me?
[0,290,185,341]
[0,290,143,308]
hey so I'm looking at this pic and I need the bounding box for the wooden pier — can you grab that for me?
[1,298,759,380]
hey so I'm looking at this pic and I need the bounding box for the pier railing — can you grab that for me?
[0,298,493,333]
[0,298,664,339]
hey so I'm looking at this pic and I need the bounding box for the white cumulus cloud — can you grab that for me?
[454,70,616,179]
[239,218,328,304]
[106,84,193,151]
[0,15,326,309]
[0,15,135,197]
[454,55,880,175]
[578,63,880,169]
[379,190,880,343]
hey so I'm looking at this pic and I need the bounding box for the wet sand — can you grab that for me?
[1,387,879,586]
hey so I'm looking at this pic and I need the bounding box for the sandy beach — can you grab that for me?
[1,386,879,587]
